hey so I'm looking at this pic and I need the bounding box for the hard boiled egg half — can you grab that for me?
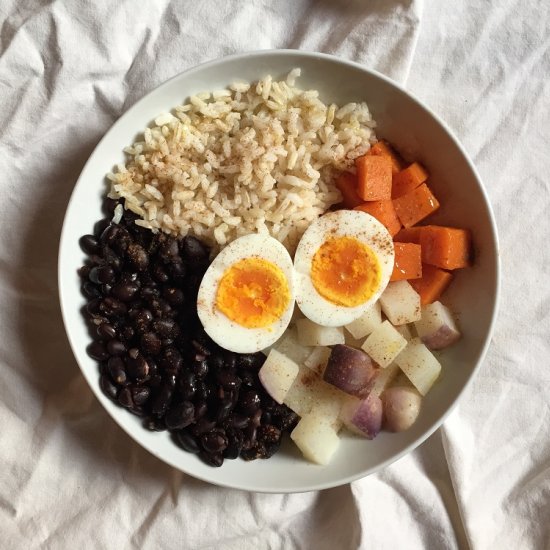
[197,234,295,353]
[293,210,394,327]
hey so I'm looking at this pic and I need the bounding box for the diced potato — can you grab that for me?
[339,393,382,439]
[291,413,341,465]
[312,382,346,431]
[284,366,345,430]
[414,301,461,350]
[274,326,313,365]
[383,387,422,432]
[369,363,400,397]
[296,318,345,347]
[304,346,331,375]
[361,320,407,368]
[379,281,421,325]
[344,302,382,339]
[258,349,299,403]
[394,338,441,395]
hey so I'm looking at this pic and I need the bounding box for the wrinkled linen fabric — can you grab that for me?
[1,0,549,548]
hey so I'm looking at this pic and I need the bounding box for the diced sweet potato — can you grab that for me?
[419,226,472,269]
[369,140,404,175]
[409,264,453,305]
[354,200,401,236]
[391,162,429,198]
[335,172,364,209]
[355,155,392,201]
[392,183,440,228]
[394,226,423,244]
[391,242,422,281]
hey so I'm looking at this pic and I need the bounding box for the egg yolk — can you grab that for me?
[310,236,381,307]
[216,257,291,328]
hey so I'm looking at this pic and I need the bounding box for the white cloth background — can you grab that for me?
[1,1,549,548]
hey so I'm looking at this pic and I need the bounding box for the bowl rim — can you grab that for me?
[58,48,500,493]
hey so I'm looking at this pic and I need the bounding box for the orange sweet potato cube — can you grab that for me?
[392,183,440,228]
[355,155,392,201]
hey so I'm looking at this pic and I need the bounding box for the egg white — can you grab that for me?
[197,233,296,354]
[293,210,394,327]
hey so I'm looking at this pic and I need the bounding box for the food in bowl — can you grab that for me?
[78,70,472,468]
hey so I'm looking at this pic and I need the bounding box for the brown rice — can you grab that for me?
[107,69,377,253]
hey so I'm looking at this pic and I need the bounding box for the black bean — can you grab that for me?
[151,383,173,417]
[118,387,134,408]
[193,359,208,378]
[261,411,272,425]
[99,297,127,317]
[178,371,196,400]
[223,428,244,459]
[89,265,115,285]
[152,318,179,339]
[192,417,216,436]
[82,281,102,300]
[86,298,102,316]
[147,374,163,390]
[175,431,200,454]
[140,331,162,356]
[165,401,195,430]
[102,197,118,216]
[107,357,127,385]
[199,451,223,467]
[192,339,211,357]
[239,370,256,388]
[102,246,123,272]
[131,386,150,406]
[144,417,166,431]
[126,352,150,380]
[168,262,186,280]
[239,390,261,415]
[97,323,117,340]
[237,352,266,370]
[216,369,241,391]
[230,413,250,430]
[78,265,91,280]
[251,409,263,427]
[160,347,183,374]
[87,341,109,361]
[100,224,120,246]
[107,339,126,356]
[131,308,153,333]
[111,281,139,302]
[182,235,209,262]
[79,234,100,255]
[222,350,237,370]
[208,353,224,372]
[257,424,281,445]
[242,425,257,450]
[159,238,179,261]
[194,380,211,402]
[100,283,112,295]
[152,264,169,283]
[162,287,185,306]
[273,410,300,431]
[94,218,110,239]
[100,374,118,400]
[120,325,135,342]
[201,429,228,454]
[216,397,233,423]
[193,401,208,420]
[127,243,149,271]
[140,285,160,301]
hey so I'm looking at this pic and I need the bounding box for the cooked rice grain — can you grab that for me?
[108,70,377,253]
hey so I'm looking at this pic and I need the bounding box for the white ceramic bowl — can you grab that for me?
[58,50,499,493]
